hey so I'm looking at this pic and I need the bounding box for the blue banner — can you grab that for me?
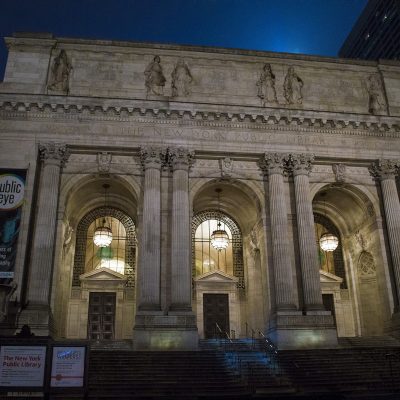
[0,169,26,281]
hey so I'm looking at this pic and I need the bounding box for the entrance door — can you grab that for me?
[203,293,229,339]
[322,293,336,326]
[88,292,116,340]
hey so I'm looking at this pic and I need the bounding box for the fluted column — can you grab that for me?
[370,159,400,302]
[261,153,296,310]
[138,146,166,311]
[290,154,324,311]
[27,143,69,306]
[169,147,194,311]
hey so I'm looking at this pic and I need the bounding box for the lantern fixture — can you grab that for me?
[211,188,229,251]
[318,192,339,253]
[93,184,113,247]
[319,233,339,252]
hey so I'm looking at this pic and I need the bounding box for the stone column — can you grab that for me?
[20,142,69,335]
[370,159,400,303]
[138,146,166,311]
[290,154,324,311]
[261,153,296,310]
[169,147,194,311]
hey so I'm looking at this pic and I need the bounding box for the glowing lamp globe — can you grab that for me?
[211,228,229,251]
[93,225,113,247]
[319,233,339,252]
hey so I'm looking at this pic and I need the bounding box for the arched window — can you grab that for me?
[72,207,136,287]
[314,213,347,288]
[192,210,244,288]
[85,217,127,274]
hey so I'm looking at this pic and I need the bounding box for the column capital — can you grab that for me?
[369,159,399,180]
[140,146,167,170]
[39,142,69,167]
[289,153,314,176]
[260,152,289,175]
[169,147,195,171]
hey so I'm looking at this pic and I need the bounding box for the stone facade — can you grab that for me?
[1,33,400,349]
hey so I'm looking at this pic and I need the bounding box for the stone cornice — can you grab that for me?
[0,95,399,138]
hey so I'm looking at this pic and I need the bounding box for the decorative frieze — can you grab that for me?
[0,99,398,137]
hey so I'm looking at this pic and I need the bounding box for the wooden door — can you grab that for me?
[88,292,116,340]
[203,293,229,339]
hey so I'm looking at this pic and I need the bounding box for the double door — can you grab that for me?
[203,293,230,339]
[88,292,116,340]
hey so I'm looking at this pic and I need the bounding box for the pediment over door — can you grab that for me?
[320,269,343,291]
[80,267,127,289]
[194,270,239,291]
[194,270,239,283]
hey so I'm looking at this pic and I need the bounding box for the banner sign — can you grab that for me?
[50,347,86,387]
[0,170,26,280]
[0,346,46,387]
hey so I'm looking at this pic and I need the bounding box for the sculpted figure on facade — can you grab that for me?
[284,66,303,105]
[256,64,277,106]
[47,50,72,94]
[366,74,387,115]
[171,59,193,97]
[144,56,166,96]
[332,163,346,183]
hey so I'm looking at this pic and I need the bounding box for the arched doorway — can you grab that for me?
[191,180,266,339]
[192,210,243,338]
[313,185,391,337]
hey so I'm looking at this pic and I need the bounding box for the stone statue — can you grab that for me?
[171,59,193,97]
[256,64,277,105]
[0,282,17,322]
[48,50,72,93]
[366,74,387,115]
[144,56,166,96]
[284,67,303,105]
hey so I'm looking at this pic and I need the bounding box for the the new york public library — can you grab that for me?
[1,28,400,399]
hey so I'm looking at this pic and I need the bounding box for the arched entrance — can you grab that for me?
[191,180,266,339]
[313,185,391,336]
[66,206,137,339]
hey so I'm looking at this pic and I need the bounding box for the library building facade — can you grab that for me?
[1,33,400,349]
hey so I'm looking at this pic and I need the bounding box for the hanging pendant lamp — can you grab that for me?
[211,188,229,251]
[93,184,113,247]
[318,192,338,252]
